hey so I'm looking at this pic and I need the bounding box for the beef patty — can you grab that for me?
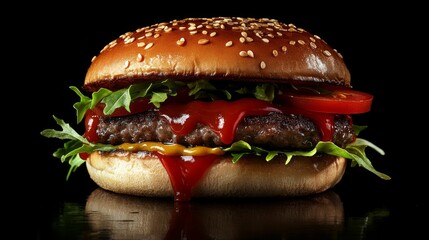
[96,111,354,150]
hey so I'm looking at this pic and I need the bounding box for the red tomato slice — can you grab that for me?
[280,88,374,114]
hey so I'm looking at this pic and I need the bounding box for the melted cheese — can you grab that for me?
[118,142,224,156]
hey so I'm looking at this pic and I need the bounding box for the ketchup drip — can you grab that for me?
[156,153,219,201]
[84,110,100,143]
[301,112,335,141]
[159,99,281,144]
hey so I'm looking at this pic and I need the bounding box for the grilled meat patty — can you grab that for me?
[96,111,354,150]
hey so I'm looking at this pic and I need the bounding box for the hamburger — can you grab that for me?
[41,17,390,201]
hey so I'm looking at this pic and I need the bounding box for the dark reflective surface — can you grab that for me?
[85,189,343,239]
[35,180,426,240]
[44,189,343,239]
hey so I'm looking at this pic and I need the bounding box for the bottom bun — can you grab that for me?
[86,151,346,198]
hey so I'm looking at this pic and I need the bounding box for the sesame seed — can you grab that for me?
[124,60,130,69]
[260,61,266,69]
[246,37,253,42]
[282,46,287,52]
[137,53,144,62]
[120,32,133,39]
[189,30,198,35]
[272,50,278,57]
[202,30,208,35]
[289,40,296,45]
[176,37,186,46]
[91,56,96,62]
[198,39,210,45]
[241,32,248,37]
[109,42,117,48]
[298,40,305,45]
[239,51,248,57]
[310,42,317,49]
[210,32,217,37]
[225,41,233,47]
[262,38,269,43]
[323,50,332,56]
[247,50,254,58]
[239,37,246,43]
[124,37,135,44]
[144,42,154,50]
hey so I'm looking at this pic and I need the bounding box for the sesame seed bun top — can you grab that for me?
[83,17,350,92]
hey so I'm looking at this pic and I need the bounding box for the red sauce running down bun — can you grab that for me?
[41,17,390,201]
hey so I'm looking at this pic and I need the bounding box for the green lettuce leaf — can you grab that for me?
[71,80,182,123]
[102,88,132,114]
[40,116,115,180]
[224,139,390,180]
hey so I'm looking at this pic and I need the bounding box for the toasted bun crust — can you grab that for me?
[84,17,350,92]
[86,151,346,198]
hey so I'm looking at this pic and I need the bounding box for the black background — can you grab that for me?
[14,2,426,238]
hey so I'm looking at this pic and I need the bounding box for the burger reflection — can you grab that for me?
[85,188,344,239]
